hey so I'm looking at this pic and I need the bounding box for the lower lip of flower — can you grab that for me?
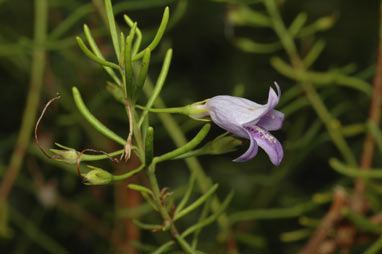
[245,125,275,144]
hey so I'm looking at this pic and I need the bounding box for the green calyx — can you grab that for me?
[83,165,113,185]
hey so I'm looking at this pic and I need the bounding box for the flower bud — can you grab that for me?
[208,134,242,155]
[83,166,113,185]
[50,143,78,164]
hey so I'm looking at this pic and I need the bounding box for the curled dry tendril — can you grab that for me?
[34,93,61,160]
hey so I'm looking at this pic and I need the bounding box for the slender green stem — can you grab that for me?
[265,0,357,166]
[139,48,173,126]
[112,164,145,181]
[142,73,233,239]
[264,0,299,65]
[136,105,188,113]
[0,0,48,206]
[147,164,194,253]
[81,149,124,161]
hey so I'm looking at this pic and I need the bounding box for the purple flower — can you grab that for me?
[202,82,284,165]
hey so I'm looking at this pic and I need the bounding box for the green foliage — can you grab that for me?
[0,0,381,253]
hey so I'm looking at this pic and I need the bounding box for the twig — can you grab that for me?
[34,93,61,159]
[0,0,48,209]
[351,7,382,213]
[299,187,347,254]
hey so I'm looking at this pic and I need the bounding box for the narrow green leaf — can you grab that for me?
[134,48,151,102]
[49,4,93,40]
[191,198,211,249]
[364,236,382,254]
[133,7,169,60]
[119,32,126,68]
[142,192,159,211]
[153,124,211,164]
[271,57,371,95]
[174,235,196,254]
[367,120,382,154]
[124,14,143,56]
[139,48,173,126]
[150,241,175,254]
[104,0,120,61]
[174,184,218,221]
[329,158,382,178]
[128,184,153,196]
[230,200,319,223]
[181,190,234,238]
[299,14,337,37]
[175,173,196,216]
[114,0,176,13]
[235,37,282,54]
[145,127,154,165]
[125,23,137,98]
[132,219,162,230]
[303,39,326,68]
[83,24,121,84]
[72,86,125,145]
[288,12,307,36]
[106,81,124,103]
[76,36,120,69]
[342,207,382,233]
[228,5,271,27]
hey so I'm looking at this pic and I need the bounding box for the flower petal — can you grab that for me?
[233,128,259,162]
[205,95,262,137]
[244,82,282,126]
[245,126,283,166]
[256,110,284,131]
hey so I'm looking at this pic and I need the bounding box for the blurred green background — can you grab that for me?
[0,0,380,253]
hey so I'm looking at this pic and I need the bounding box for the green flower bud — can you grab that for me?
[174,133,242,160]
[50,143,78,164]
[208,134,242,155]
[83,165,113,185]
[314,15,336,31]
